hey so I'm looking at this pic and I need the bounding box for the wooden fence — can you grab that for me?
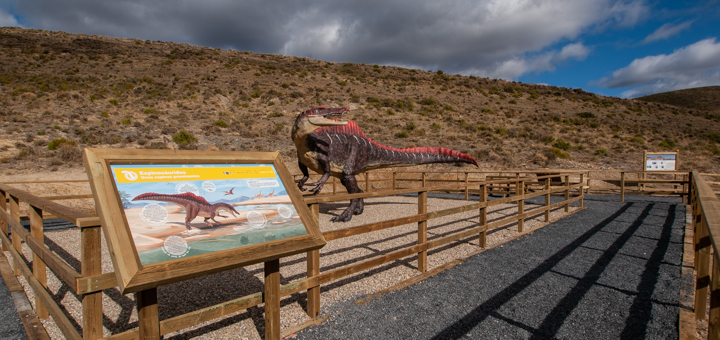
[0,170,588,339]
[2,167,706,339]
[295,169,691,201]
[688,171,720,340]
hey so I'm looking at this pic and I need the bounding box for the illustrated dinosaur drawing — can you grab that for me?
[133,192,239,231]
[222,187,234,196]
[292,106,478,222]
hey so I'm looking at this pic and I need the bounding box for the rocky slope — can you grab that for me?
[1,27,718,175]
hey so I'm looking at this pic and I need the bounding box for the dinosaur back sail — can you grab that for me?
[315,120,478,167]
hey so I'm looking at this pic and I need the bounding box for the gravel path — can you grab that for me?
[295,194,686,340]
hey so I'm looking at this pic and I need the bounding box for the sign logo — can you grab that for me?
[122,170,138,181]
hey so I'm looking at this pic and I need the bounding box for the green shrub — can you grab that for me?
[387,110,395,115]
[37,130,46,135]
[47,138,76,150]
[419,97,437,106]
[173,130,197,145]
[658,139,676,148]
[405,122,416,131]
[431,122,441,130]
[577,112,596,118]
[495,126,507,136]
[553,140,571,150]
[215,120,228,128]
[109,99,118,106]
[482,108,494,114]
[267,112,283,118]
[121,118,131,125]
[551,147,569,159]
[595,149,607,156]
[397,131,409,138]
[143,108,157,114]
[268,101,275,106]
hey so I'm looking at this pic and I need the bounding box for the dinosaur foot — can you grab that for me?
[330,208,354,222]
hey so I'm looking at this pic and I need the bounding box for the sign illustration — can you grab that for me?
[110,164,308,265]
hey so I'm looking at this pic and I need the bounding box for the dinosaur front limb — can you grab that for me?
[306,154,333,194]
[295,162,310,191]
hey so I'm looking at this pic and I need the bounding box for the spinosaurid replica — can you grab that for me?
[292,107,478,222]
[133,192,239,231]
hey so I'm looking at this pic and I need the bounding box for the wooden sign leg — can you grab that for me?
[136,288,160,340]
[265,259,281,340]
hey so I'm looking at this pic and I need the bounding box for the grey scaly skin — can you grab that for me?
[292,106,478,222]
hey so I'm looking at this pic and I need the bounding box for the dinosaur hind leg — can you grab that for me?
[332,174,363,222]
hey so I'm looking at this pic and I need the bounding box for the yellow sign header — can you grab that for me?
[113,166,276,184]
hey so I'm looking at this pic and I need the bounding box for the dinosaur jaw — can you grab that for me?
[307,116,349,126]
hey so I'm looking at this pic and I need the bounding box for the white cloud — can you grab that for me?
[464,42,590,79]
[0,8,19,27]
[642,20,693,44]
[558,43,590,61]
[594,38,720,97]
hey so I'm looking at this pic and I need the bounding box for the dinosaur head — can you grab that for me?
[292,106,350,138]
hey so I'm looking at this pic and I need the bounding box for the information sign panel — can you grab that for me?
[83,149,325,293]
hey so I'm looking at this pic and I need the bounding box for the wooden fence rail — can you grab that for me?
[689,171,720,340]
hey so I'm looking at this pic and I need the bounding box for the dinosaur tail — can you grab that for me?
[374,146,478,167]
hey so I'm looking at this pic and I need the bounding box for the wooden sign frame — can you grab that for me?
[643,150,679,171]
[83,148,325,294]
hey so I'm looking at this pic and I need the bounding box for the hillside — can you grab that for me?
[0,27,719,176]
[638,86,720,113]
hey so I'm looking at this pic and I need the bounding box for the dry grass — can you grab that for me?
[0,27,718,175]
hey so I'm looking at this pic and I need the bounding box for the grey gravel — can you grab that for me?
[295,195,685,340]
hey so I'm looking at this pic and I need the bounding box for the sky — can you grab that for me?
[1,0,719,98]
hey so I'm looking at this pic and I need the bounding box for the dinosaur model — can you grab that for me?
[292,106,478,222]
[133,192,239,231]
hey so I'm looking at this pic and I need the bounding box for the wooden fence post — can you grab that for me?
[365,173,370,192]
[564,175,570,213]
[517,181,525,232]
[620,172,626,203]
[392,171,397,192]
[422,172,426,187]
[0,189,6,251]
[579,173,585,208]
[136,288,160,340]
[696,213,710,320]
[29,206,48,320]
[306,203,320,318]
[418,189,428,273]
[479,184,487,248]
[464,172,469,201]
[332,177,336,195]
[81,226,103,339]
[264,259,281,340]
[544,178,550,222]
[710,255,720,338]
[9,195,21,276]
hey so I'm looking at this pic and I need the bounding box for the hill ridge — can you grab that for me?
[0,27,718,173]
